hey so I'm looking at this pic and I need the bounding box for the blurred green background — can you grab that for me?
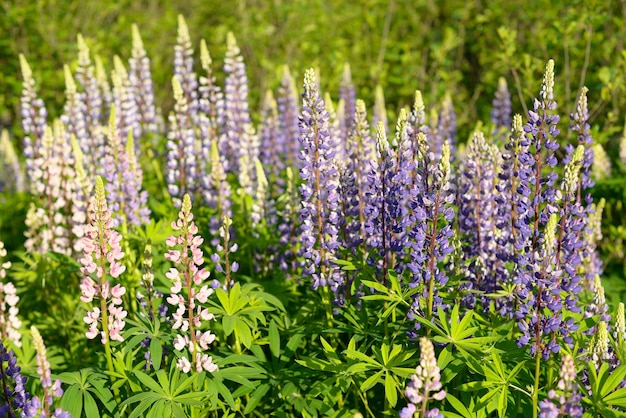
[2,0,626,300]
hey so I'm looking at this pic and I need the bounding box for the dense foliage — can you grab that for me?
[2,6,626,418]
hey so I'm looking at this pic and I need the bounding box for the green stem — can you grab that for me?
[533,351,541,418]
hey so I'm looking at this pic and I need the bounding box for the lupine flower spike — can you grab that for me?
[400,337,446,418]
[31,326,66,417]
[79,176,127,345]
[165,194,218,373]
[539,353,582,417]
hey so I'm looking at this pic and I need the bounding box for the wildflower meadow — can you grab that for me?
[2,4,626,417]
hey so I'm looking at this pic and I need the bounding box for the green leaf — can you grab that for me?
[244,383,271,414]
[361,280,389,294]
[360,370,384,392]
[446,394,476,418]
[234,318,253,348]
[223,315,236,336]
[269,320,280,359]
[60,385,83,417]
[384,372,398,407]
[83,392,99,418]
[134,370,166,394]
[150,337,163,370]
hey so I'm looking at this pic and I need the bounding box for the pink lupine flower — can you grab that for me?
[165,194,218,373]
[78,177,128,345]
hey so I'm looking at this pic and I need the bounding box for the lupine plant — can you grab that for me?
[3,16,626,418]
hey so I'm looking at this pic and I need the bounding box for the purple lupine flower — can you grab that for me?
[277,66,301,169]
[173,15,198,121]
[129,24,158,134]
[0,341,41,416]
[60,65,89,164]
[20,55,48,184]
[400,337,446,418]
[407,137,454,324]
[325,92,347,164]
[0,241,21,348]
[539,353,582,418]
[277,167,301,277]
[430,95,457,160]
[202,140,233,246]
[298,68,342,298]
[342,100,374,253]
[492,114,525,317]
[79,177,127,344]
[0,130,25,193]
[339,63,357,142]
[569,87,594,202]
[198,39,225,173]
[259,90,286,191]
[111,56,141,146]
[165,194,218,373]
[76,34,105,176]
[167,76,198,207]
[458,131,502,310]
[221,32,258,184]
[407,90,429,181]
[31,326,65,416]
[491,77,512,139]
[95,55,113,117]
[209,216,239,290]
[103,106,149,227]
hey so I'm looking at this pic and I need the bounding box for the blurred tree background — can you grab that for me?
[2,0,626,299]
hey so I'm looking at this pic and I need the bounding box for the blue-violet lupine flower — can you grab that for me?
[298,68,342,297]
[129,24,158,134]
[0,341,40,417]
[491,77,512,139]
